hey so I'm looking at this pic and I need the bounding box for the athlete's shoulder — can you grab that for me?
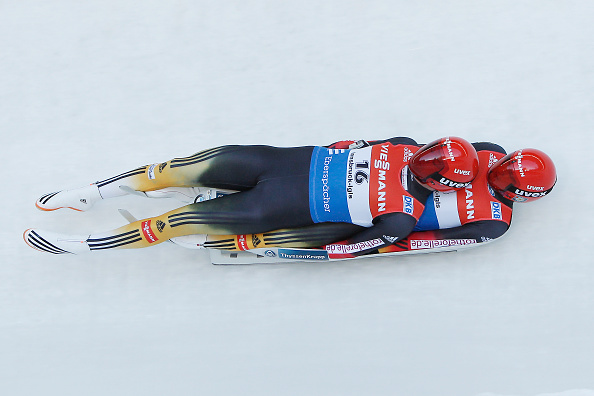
[374,137,418,146]
[472,142,506,154]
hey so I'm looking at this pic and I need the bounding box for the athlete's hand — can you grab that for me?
[348,140,370,149]
[326,140,370,149]
[327,140,356,149]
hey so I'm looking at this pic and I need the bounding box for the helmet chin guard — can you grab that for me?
[409,136,479,191]
[488,148,556,202]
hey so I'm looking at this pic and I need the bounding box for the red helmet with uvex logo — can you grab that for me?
[409,136,479,191]
[487,148,556,202]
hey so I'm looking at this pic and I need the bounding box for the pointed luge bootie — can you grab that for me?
[35,184,102,212]
[23,229,90,254]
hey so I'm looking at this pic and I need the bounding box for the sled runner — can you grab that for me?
[209,239,488,265]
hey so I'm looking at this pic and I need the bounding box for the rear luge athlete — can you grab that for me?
[24,137,481,256]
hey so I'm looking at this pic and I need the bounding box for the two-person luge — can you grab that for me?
[24,136,557,261]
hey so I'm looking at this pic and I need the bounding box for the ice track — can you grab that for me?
[2,1,593,395]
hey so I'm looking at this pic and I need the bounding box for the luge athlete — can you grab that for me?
[170,140,557,257]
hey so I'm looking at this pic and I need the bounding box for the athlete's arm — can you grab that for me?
[379,219,511,254]
[326,137,419,149]
[419,219,509,241]
[325,212,417,256]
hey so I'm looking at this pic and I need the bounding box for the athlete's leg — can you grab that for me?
[86,172,314,251]
[97,145,299,198]
[36,145,313,211]
[203,222,366,251]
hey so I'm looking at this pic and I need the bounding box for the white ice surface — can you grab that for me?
[2,1,593,395]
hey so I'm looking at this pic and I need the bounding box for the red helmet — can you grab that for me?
[487,148,556,203]
[409,136,479,191]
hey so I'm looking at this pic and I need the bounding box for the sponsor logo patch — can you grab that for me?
[374,144,391,171]
[409,239,476,250]
[514,188,548,198]
[383,235,399,243]
[278,249,329,260]
[516,151,525,177]
[526,185,544,191]
[326,238,384,254]
[321,155,332,212]
[237,234,249,251]
[439,177,470,189]
[401,165,409,190]
[141,220,159,243]
[433,191,441,208]
[490,201,502,220]
[148,164,157,180]
[444,137,455,161]
[403,195,414,215]
[488,153,499,168]
[347,152,354,199]
[403,147,414,162]
[252,234,261,248]
[465,184,474,220]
